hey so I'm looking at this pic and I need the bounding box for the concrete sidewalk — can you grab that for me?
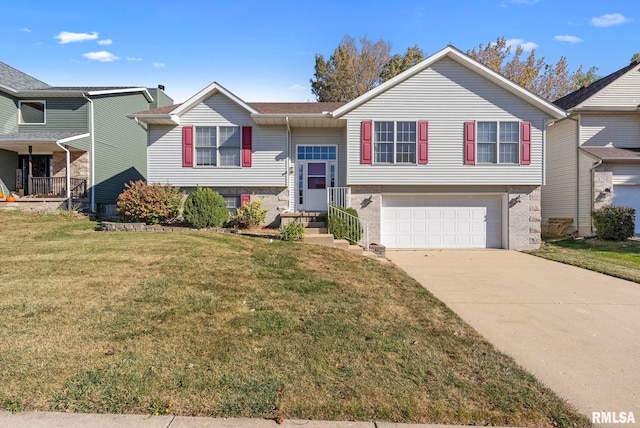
[0,411,513,428]
[387,250,640,425]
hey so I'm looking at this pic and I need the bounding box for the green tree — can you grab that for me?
[467,37,598,100]
[631,53,640,63]
[311,36,425,102]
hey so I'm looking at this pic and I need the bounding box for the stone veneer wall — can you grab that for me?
[506,185,542,251]
[349,185,543,251]
[593,165,613,211]
[53,151,89,180]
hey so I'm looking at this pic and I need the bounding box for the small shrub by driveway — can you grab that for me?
[0,212,590,427]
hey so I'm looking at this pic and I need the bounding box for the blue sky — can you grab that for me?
[2,0,638,103]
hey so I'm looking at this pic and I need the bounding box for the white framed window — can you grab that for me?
[223,195,240,214]
[195,126,240,167]
[374,121,416,164]
[19,100,46,125]
[477,121,519,164]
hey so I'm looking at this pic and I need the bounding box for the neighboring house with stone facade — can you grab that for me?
[543,59,640,236]
[132,46,565,250]
[0,61,173,213]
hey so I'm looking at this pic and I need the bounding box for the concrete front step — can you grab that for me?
[305,227,329,235]
[303,233,384,261]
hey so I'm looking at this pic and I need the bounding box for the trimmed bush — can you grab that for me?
[116,181,181,225]
[183,188,229,228]
[278,222,305,241]
[592,205,636,240]
[328,206,362,242]
[228,200,267,229]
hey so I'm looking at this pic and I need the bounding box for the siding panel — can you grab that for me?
[580,114,640,148]
[0,149,18,192]
[0,93,17,133]
[18,97,88,133]
[92,93,150,204]
[584,66,640,108]
[343,58,552,185]
[148,93,287,187]
[541,118,578,224]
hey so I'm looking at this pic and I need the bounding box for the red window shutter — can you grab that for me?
[464,121,476,165]
[521,121,531,165]
[361,120,372,164]
[242,126,252,167]
[182,126,194,167]
[240,194,251,207]
[418,121,429,164]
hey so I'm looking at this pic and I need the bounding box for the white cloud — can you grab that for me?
[83,51,119,62]
[20,27,31,33]
[126,56,143,61]
[590,13,632,27]
[152,62,165,68]
[288,84,306,91]
[56,31,99,44]
[554,35,583,43]
[506,38,539,52]
[97,39,112,46]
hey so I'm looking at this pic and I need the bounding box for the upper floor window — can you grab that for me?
[19,101,46,124]
[477,121,519,164]
[195,126,240,167]
[374,121,416,164]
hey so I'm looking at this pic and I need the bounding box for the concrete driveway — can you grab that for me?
[387,250,640,424]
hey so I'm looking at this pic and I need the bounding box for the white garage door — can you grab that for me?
[382,195,503,249]
[613,185,640,234]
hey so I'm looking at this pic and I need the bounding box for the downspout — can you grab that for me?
[55,140,71,211]
[83,93,96,213]
[565,114,580,234]
[55,133,90,211]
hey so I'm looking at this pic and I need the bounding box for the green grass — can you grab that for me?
[529,238,640,283]
[0,211,591,427]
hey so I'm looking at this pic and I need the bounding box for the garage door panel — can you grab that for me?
[382,195,503,249]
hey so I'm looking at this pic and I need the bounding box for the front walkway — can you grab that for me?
[387,250,640,423]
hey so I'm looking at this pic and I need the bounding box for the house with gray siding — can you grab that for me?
[0,61,173,212]
[132,46,565,250]
[543,59,640,236]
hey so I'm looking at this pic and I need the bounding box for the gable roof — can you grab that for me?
[553,60,640,111]
[331,45,566,120]
[171,82,259,116]
[0,62,50,93]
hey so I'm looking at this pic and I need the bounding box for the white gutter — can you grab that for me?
[83,94,96,213]
[286,116,291,189]
[55,133,90,210]
[87,87,153,103]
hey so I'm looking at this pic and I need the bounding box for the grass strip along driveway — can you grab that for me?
[0,212,590,427]
[530,238,640,284]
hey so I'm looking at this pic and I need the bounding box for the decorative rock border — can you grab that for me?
[100,221,235,233]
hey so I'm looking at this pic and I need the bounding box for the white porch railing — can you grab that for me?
[327,187,351,208]
[327,204,369,250]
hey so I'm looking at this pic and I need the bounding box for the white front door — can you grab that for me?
[296,146,337,212]
[613,185,640,234]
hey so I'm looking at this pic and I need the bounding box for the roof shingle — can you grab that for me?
[0,62,50,91]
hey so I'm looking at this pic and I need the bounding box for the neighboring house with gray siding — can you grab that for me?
[132,46,565,250]
[543,59,640,235]
[0,61,173,212]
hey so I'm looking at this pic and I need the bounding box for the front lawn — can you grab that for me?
[0,211,590,427]
[530,238,640,284]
